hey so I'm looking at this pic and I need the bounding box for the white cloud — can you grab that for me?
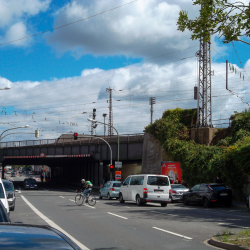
[0,0,51,28]
[46,0,199,60]
[0,57,249,141]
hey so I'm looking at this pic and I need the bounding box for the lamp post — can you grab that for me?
[80,134,113,181]
[87,118,119,162]
[0,125,29,178]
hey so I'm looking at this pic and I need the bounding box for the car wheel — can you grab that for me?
[99,192,102,199]
[107,193,111,200]
[202,197,210,208]
[136,195,142,206]
[171,197,174,203]
[119,193,125,203]
[161,202,167,207]
[183,196,189,205]
[10,206,14,211]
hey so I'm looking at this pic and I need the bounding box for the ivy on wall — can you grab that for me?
[145,108,250,193]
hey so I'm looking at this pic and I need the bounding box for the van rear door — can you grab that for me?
[146,176,170,201]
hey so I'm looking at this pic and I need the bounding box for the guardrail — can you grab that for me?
[0,133,144,148]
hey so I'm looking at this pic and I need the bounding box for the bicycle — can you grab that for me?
[75,191,96,206]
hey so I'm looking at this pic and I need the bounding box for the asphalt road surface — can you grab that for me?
[5,180,250,250]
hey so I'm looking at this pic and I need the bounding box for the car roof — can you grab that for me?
[0,223,81,249]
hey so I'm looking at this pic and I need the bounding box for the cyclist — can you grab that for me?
[76,179,92,202]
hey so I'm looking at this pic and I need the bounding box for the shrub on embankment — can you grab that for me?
[145,108,250,197]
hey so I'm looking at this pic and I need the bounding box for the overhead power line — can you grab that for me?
[0,0,138,46]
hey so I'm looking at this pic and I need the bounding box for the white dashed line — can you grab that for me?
[21,195,89,249]
[125,206,130,208]
[107,212,128,220]
[153,227,192,240]
[59,196,65,198]
[69,199,75,202]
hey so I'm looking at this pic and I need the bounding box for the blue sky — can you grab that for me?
[0,0,249,141]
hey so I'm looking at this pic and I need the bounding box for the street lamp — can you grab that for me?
[0,87,11,90]
[0,125,29,179]
[87,118,119,162]
[0,125,29,138]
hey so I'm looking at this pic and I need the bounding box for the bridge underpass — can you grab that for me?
[1,134,144,187]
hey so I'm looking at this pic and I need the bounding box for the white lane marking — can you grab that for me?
[83,204,96,209]
[69,199,95,209]
[18,189,21,194]
[125,206,130,208]
[59,196,65,198]
[21,195,89,250]
[147,202,161,206]
[153,227,193,240]
[107,212,128,220]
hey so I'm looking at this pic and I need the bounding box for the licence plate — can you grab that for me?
[154,190,163,193]
[220,193,228,196]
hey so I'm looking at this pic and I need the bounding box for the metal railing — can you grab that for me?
[0,133,144,148]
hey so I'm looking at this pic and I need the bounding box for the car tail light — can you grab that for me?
[172,191,177,194]
[169,190,171,195]
[211,200,216,202]
[110,188,115,191]
[143,188,148,193]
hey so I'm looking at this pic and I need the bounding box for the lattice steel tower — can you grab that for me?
[196,5,212,127]
[106,87,113,135]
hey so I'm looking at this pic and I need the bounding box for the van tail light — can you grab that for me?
[207,185,213,191]
[169,190,171,195]
[110,188,115,191]
[172,191,177,194]
[143,188,148,193]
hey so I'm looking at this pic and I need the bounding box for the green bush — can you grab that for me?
[145,108,250,190]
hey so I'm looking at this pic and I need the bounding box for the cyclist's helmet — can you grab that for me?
[81,179,85,182]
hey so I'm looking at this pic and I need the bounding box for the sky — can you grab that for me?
[0,0,250,142]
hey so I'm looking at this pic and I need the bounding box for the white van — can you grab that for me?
[119,174,171,207]
[0,179,10,215]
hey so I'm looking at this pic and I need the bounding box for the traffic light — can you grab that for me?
[74,133,78,140]
[109,164,114,172]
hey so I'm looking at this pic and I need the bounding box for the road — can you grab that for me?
[5,174,250,250]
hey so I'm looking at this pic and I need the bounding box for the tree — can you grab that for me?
[177,0,250,43]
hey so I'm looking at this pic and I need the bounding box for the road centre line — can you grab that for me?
[21,195,89,250]
[153,227,193,240]
[69,199,75,202]
[69,199,95,209]
[59,196,65,198]
[107,212,128,220]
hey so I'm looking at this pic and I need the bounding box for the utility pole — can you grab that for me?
[91,108,97,136]
[106,87,113,135]
[196,2,212,128]
[103,113,107,136]
[149,97,156,124]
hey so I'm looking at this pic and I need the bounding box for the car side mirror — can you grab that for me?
[7,193,13,199]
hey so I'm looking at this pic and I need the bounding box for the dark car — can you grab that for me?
[183,183,233,208]
[247,196,249,208]
[10,172,15,177]
[0,200,11,223]
[2,180,16,211]
[23,178,38,190]
[0,223,81,249]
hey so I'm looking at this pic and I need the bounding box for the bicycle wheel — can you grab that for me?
[87,195,96,206]
[75,194,84,206]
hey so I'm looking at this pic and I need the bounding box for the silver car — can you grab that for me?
[170,184,189,202]
[99,181,122,200]
[2,180,16,211]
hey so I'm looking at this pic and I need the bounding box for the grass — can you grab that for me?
[215,228,250,249]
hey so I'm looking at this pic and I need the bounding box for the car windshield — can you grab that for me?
[147,176,169,186]
[0,184,4,198]
[172,185,185,189]
[113,183,121,187]
[25,179,37,184]
[3,182,13,191]
[209,185,228,191]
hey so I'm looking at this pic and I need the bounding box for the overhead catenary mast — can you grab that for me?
[106,87,113,135]
[197,2,212,128]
